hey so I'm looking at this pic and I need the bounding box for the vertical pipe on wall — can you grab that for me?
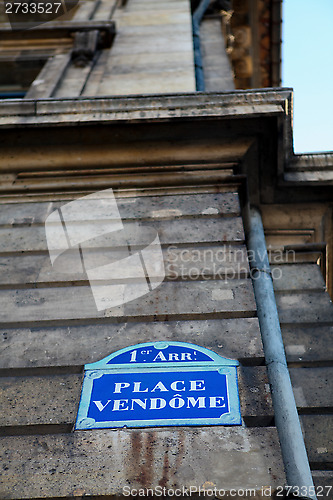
[192,0,211,91]
[246,207,316,500]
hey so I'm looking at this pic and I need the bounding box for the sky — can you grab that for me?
[282,0,333,153]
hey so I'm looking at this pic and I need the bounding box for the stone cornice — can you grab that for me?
[0,88,291,125]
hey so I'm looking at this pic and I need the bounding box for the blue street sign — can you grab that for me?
[75,341,241,429]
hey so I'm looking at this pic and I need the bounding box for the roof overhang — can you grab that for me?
[0,89,331,203]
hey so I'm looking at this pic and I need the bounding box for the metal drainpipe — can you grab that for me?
[246,207,316,500]
[192,0,211,91]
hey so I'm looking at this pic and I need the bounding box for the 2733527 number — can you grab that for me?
[5,2,62,14]
[276,485,332,497]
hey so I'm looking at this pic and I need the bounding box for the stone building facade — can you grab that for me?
[0,1,332,498]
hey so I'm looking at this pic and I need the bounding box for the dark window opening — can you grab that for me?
[0,55,48,97]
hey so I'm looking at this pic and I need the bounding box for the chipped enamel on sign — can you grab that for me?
[75,341,241,429]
